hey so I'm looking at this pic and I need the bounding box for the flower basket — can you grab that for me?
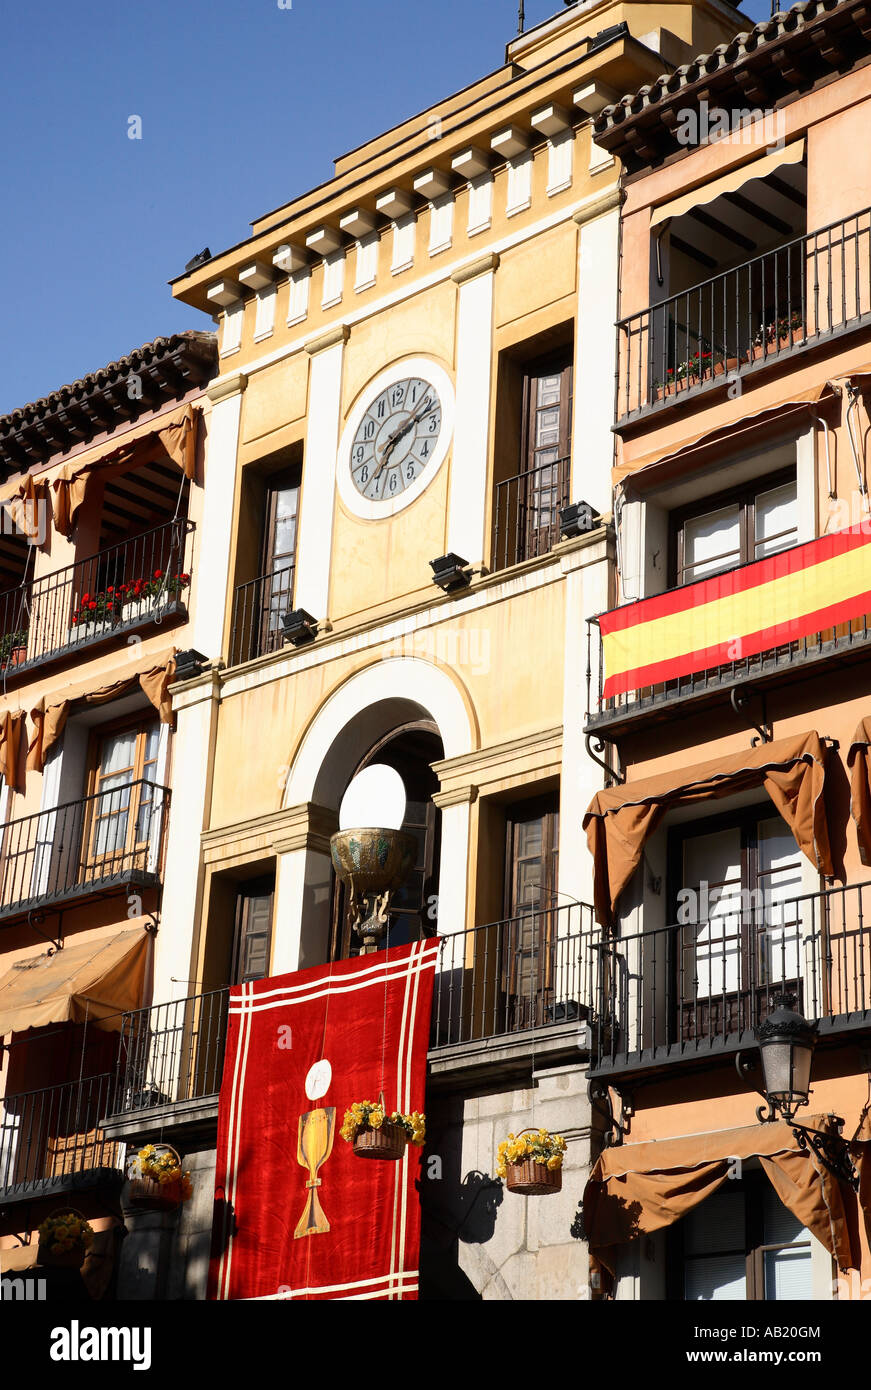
[505,1158,563,1196]
[341,1100,426,1163]
[352,1121,408,1162]
[37,1208,94,1268]
[496,1127,566,1197]
[127,1143,192,1211]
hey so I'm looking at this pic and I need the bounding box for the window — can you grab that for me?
[259,471,300,655]
[87,720,160,866]
[671,469,797,587]
[492,348,572,570]
[232,875,275,984]
[670,806,806,1041]
[673,1177,816,1301]
[502,794,559,1029]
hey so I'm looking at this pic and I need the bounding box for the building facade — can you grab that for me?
[0,333,218,1297]
[583,0,871,1302]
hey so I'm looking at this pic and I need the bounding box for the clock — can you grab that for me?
[350,377,442,503]
[337,357,455,520]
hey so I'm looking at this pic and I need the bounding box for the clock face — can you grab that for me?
[349,377,443,503]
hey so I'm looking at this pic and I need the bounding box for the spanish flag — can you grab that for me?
[601,523,871,699]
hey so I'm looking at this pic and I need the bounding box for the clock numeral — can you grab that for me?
[419,440,430,459]
[360,464,369,484]
[406,462,416,482]
[377,397,386,420]
[428,411,440,433]
[388,470,398,493]
[354,446,366,464]
[363,419,375,440]
[391,385,406,407]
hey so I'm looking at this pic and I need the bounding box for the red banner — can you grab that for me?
[209,940,438,1301]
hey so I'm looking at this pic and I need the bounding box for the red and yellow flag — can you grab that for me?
[601,523,871,699]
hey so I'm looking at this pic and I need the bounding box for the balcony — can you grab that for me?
[106,988,229,1140]
[591,880,871,1080]
[0,1073,122,1201]
[586,543,871,737]
[491,457,570,573]
[429,903,597,1077]
[617,207,871,422]
[0,519,193,681]
[229,564,295,667]
[0,779,170,927]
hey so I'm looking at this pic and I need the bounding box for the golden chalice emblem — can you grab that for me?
[295,1060,335,1239]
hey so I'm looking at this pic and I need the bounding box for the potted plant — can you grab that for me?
[70,587,122,636]
[0,628,28,669]
[37,1210,94,1268]
[749,311,805,360]
[496,1127,567,1196]
[341,1100,426,1162]
[120,570,191,622]
[127,1143,194,1211]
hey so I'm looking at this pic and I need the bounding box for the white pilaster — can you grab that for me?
[193,374,246,660]
[432,793,474,936]
[294,328,348,620]
[573,198,620,512]
[446,257,498,566]
[151,672,220,1007]
[272,845,333,975]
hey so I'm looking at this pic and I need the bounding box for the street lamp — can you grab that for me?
[750,994,858,1190]
[755,994,817,1124]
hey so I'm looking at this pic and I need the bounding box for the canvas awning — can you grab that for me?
[583,1114,856,1275]
[848,717,871,866]
[0,928,150,1036]
[649,138,805,229]
[583,731,833,927]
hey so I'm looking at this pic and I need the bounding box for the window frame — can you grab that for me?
[501,791,560,1027]
[84,714,162,868]
[668,464,797,588]
[516,352,573,563]
[231,874,276,985]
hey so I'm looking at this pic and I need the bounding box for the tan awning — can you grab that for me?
[0,928,150,1036]
[50,403,199,538]
[615,381,833,487]
[584,731,833,927]
[848,718,871,867]
[650,138,805,229]
[0,709,26,792]
[584,1114,856,1276]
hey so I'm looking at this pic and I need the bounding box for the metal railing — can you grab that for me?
[491,457,570,572]
[430,902,598,1049]
[0,779,170,921]
[113,988,230,1114]
[617,206,871,418]
[229,564,295,666]
[586,597,871,730]
[0,1072,121,1192]
[592,880,871,1074]
[0,518,194,677]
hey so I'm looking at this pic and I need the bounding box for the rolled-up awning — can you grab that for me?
[848,718,871,867]
[584,1114,855,1275]
[584,731,833,927]
[649,138,805,229]
[0,928,150,1036]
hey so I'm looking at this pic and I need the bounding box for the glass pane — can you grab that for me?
[764,1246,813,1300]
[536,374,562,408]
[755,482,798,559]
[685,1253,747,1301]
[683,829,742,997]
[757,817,803,983]
[684,1188,746,1301]
[682,504,742,582]
[100,731,136,778]
[272,486,299,565]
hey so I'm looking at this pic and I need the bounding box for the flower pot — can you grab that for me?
[352,1121,407,1161]
[505,1158,562,1196]
[121,598,151,624]
[38,1242,87,1269]
[128,1173,184,1211]
[2,645,26,670]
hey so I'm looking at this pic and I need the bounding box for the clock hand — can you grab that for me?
[370,400,439,484]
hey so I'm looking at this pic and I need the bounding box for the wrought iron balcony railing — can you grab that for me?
[0,518,193,679]
[430,902,597,1051]
[491,457,570,573]
[586,587,871,735]
[229,564,295,667]
[0,1072,121,1194]
[0,779,170,924]
[617,206,871,420]
[112,988,230,1115]
[591,879,871,1078]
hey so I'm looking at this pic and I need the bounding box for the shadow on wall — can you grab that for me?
[419,1095,503,1300]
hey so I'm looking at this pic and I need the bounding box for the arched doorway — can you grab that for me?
[329,720,444,959]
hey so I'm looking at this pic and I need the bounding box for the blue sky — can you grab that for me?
[0,0,770,414]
